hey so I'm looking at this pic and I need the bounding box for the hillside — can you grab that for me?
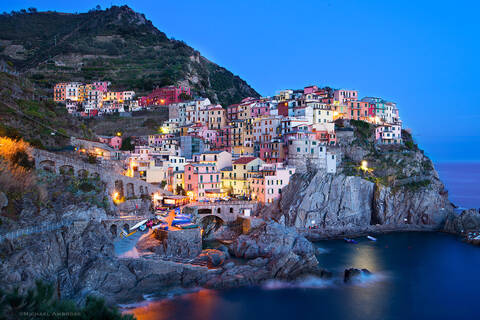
[0,72,95,148]
[0,6,259,106]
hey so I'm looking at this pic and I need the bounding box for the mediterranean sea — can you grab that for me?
[124,162,480,320]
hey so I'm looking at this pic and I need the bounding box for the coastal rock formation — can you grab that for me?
[0,214,322,304]
[275,155,452,237]
[344,268,371,283]
[443,209,480,234]
[136,228,202,259]
[230,220,318,278]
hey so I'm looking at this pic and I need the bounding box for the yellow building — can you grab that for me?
[221,157,263,196]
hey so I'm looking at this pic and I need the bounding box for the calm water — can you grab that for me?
[124,163,480,320]
[124,233,480,320]
[435,162,480,209]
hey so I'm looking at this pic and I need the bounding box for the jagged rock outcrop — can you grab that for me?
[0,215,323,304]
[443,209,480,234]
[344,268,371,283]
[279,172,374,229]
[277,168,452,236]
[136,228,202,259]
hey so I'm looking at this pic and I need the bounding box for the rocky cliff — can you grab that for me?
[270,121,454,238]
[0,207,322,305]
[443,209,480,234]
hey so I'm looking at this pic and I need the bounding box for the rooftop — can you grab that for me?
[233,156,258,164]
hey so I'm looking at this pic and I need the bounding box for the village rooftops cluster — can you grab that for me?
[54,83,191,117]
[112,84,403,203]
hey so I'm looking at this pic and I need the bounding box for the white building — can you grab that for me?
[287,139,337,173]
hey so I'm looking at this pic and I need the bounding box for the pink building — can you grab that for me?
[249,164,296,204]
[259,139,286,164]
[375,124,402,144]
[140,85,190,106]
[184,163,222,200]
[98,135,122,149]
[334,89,358,103]
[304,85,319,95]
[251,102,270,118]
[92,81,110,92]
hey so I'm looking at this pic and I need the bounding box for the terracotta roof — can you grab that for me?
[233,156,258,164]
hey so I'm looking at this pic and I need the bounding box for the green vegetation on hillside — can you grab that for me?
[0,281,134,320]
[0,5,259,106]
[340,120,434,191]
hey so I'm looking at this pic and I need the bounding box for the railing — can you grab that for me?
[0,220,74,243]
[186,200,256,207]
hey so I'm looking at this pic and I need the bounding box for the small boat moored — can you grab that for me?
[130,219,149,232]
[367,235,377,241]
[344,238,358,244]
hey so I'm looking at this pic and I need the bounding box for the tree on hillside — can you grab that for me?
[179,92,192,101]
[120,136,134,151]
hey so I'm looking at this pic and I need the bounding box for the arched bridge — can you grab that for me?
[183,201,258,224]
[101,216,150,238]
[33,149,172,199]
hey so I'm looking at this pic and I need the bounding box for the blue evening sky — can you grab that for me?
[2,0,479,162]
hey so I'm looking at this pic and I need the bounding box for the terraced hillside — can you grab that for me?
[0,5,259,106]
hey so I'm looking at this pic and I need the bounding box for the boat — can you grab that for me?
[120,229,137,238]
[152,223,168,230]
[178,223,199,229]
[130,219,149,231]
[367,235,377,241]
[175,214,192,219]
[344,238,358,244]
[172,218,191,226]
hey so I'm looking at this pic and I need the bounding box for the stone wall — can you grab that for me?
[33,149,171,202]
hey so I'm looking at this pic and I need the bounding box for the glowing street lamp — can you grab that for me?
[361,160,368,171]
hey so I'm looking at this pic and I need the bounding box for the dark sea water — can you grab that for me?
[124,163,480,320]
[435,162,480,209]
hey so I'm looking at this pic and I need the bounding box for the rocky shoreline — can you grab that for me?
[301,223,441,241]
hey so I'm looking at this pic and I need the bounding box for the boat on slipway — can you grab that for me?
[130,219,149,232]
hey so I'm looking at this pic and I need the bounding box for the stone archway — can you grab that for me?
[39,159,56,173]
[198,208,213,215]
[114,180,124,198]
[126,183,135,198]
[139,186,144,195]
[110,224,117,237]
[123,223,130,232]
[59,165,74,176]
[200,215,225,238]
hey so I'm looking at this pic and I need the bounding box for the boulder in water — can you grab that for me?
[344,268,371,283]
[197,249,226,267]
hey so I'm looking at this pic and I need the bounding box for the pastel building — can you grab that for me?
[98,135,122,150]
[184,163,222,200]
[334,89,358,104]
[249,163,296,204]
[287,139,337,173]
[375,124,402,144]
[140,85,190,106]
[222,157,264,196]
[54,83,67,102]
[208,105,227,130]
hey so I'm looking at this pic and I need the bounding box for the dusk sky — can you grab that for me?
[3,0,479,162]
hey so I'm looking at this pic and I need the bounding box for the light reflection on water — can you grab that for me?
[123,289,224,320]
[122,233,480,320]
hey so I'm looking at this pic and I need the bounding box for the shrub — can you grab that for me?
[0,281,135,320]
